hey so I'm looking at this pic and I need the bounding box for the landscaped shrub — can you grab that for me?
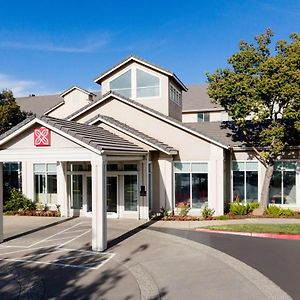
[229,202,248,215]
[177,201,190,217]
[281,208,295,217]
[159,206,169,217]
[201,206,215,220]
[265,205,282,217]
[4,188,35,212]
[229,202,259,216]
[266,205,295,217]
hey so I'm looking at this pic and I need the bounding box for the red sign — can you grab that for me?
[34,127,51,146]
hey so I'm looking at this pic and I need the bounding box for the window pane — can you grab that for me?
[107,164,118,171]
[283,162,297,171]
[246,171,258,202]
[197,113,204,122]
[269,171,282,204]
[115,88,131,98]
[124,175,138,211]
[204,113,210,122]
[34,174,46,202]
[233,171,244,201]
[283,171,296,204]
[110,70,131,90]
[174,163,190,172]
[137,69,159,88]
[47,163,57,173]
[47,175,57,204]
[34,164,45,172]
[246,162,258,171]
[124,164,138,171]
[175,173,190,206]
[191,163,208,173]
[72,175,83,209]
[137,86,159,97]
[192,174,208,208]
[232,162,244,171]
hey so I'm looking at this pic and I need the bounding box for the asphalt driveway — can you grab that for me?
[0,217,291,299]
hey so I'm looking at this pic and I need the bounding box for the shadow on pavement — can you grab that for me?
[107,220,158,250]
[3,217,78,243]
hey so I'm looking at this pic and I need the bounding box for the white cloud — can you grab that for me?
[0,73,54,97]
[0,31,111,53]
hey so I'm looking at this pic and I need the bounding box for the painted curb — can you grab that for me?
[196,228,300,240]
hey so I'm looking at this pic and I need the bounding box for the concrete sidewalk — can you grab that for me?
[0,217,292,299]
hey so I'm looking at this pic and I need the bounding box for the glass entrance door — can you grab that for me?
[124,174,138,212]
[107,176,118,215]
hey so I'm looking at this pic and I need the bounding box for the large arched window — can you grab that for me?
[109,70,132,98]
[136,69,160,98]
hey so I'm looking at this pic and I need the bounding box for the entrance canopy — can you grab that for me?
[0,115,149,251]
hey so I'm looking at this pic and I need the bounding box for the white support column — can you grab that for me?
[21,161,34,201]
[57,162,68,217]
[0,162,3,243]
[91,156,107,252]
[158,157,173,211]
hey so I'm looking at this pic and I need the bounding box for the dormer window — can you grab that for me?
[110,70,132,98]
[136,69,160,98]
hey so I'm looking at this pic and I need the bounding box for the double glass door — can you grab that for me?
[107,174,138,218]
[69,173,138,218]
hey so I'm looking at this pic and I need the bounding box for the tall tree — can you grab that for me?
[207,29,300,208]
[0,89,28,135]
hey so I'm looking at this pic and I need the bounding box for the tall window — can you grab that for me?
[174,162,208,209]
[169,84,182,105]
[136,69,160,98]
[269,162,296,205]
[3,162,22,201]
[109,70,132,98]
[197,112,210,122]
[232,161,258,203]
[34,163,57,204]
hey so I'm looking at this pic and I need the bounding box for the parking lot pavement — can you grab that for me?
[3,215,70,240]
[0,217,291,299]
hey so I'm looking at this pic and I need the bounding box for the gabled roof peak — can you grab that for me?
[94,55,188,91]
[60,85,96,98]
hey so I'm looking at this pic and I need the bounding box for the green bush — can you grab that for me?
[266,205,295,217]
[265,205,282,217]
[177,202,189,217]
[229,202,259,215]
[281,208,294,217]
[4,188,35,212]
[201,206,215,220]
[229,203,248,215]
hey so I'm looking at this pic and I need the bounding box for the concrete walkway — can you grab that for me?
[0,217,293,299]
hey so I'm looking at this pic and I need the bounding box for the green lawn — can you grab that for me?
[203,224,300,234]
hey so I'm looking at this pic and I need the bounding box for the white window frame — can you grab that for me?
[33,162,57,204]
[231,160,259,204]
[108,66,161,100]
[197,112,210,122]
[269,160,298,206]
[169,83,182,106]
[173,161,209,210]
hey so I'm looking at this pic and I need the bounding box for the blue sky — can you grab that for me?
[0,0,299,96]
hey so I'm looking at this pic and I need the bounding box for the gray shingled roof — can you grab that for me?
[0,115,146,153]
[182,84,224,112]
[94,55,188,91]
[184,122,245,147]
[16,92,102,115]
[86,114,178,155]
[16,94,63,115]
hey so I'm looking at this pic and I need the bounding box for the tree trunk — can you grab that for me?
[260,164,274,208]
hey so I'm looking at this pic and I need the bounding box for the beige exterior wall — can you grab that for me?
[182,111,224,123]
[182,113,198,123]
[75,98,220,161]
[49,89,92,119]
